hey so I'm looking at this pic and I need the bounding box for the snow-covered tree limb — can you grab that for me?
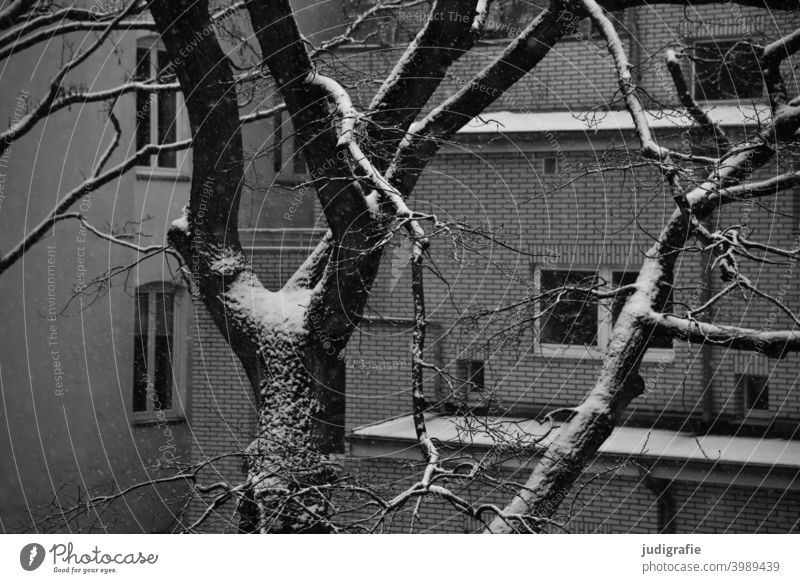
[650,314,800,358]
[366,0,488,171]
[387,6,564,195]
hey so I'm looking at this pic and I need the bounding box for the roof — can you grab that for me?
[352,414,800,469]
[456,105,770,135]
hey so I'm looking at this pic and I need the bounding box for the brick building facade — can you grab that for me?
[186,3,800,532]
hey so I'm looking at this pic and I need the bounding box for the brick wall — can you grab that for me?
[186,6,800,532]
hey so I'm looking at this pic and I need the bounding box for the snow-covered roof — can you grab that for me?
[457,105,770,135]
[352,414,800,469]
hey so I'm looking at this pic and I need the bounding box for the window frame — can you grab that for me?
[691,38,764,104]
[534,265,674,362]
[273,107,308,185]
[131,283,189,423]
[740,374,772,420]
[461,359,485,393]
[446,358,490,411]
[134,36,189,178]
[541,155,560,176]
[536,267,602,358]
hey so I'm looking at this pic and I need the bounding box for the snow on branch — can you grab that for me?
[311,73,425,237]
[387,7,563,195]
[239,102,286,125]
[649,313,800,359]
[283,231,334,292]
[583,0,669,162]
[707,171,800,208]
[367,0,488,165]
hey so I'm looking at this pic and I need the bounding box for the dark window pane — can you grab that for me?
[273,112,283,174]
[153,292,175,410]
[467,360,485,391]
[744,375,769,410]
[153,334,173,410]
[133,293,149,412]
[156,51,177,168]
[319,365,345,455]
[542,157,557,175]
[292,131,306,175]
[154,292,174,336]
[540,270,598,346]
[135,47,150,81]
[135,48,152,163]
[156,49,172,82]
[612,271,672,349]
[694,41,762,101]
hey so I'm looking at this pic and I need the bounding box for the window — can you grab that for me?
[536,267,673,357]
[133,285,185,419]
[693,40,762,101]
[539,270,599,347]
[542,156,559,175]
[741,374,769,412]
[273,108,307,183]
[445,359,488,412]
[136,39,180,169]
[461,360,485,393]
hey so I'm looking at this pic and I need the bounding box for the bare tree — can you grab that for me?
[4,0,800,533]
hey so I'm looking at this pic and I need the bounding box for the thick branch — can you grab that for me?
[246,0,370,239]
[366,0,485,171]
[388,7,564,195]
[651,313,800,358]
[584,0,667,161]
[762,27,800,108]
[710,171,800,206]
[0,0,37,31]
[150,0,264,389]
